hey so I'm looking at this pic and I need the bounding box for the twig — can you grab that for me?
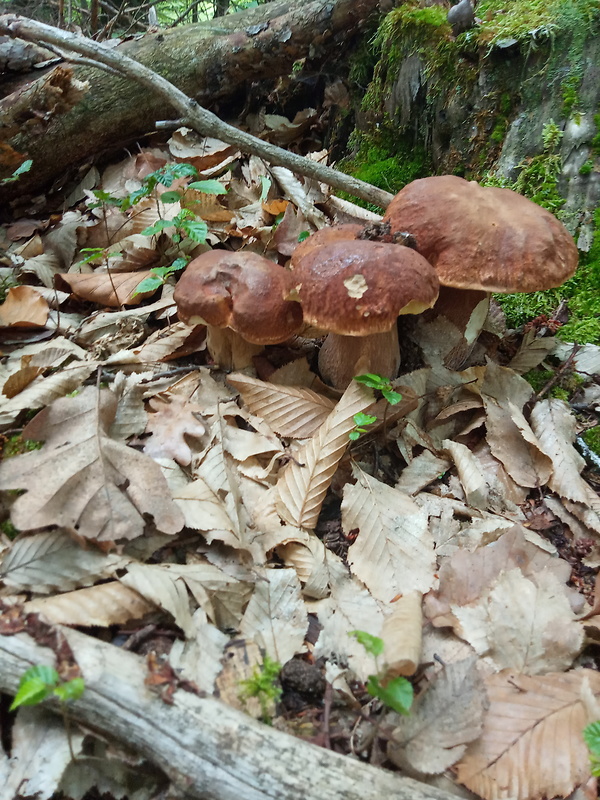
[533,342,580,402]
[0,14,395,210]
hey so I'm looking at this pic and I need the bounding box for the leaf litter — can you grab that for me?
[1,133,600,800]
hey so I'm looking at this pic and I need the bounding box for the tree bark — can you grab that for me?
[0,627,460,800]
[0,0,381,202]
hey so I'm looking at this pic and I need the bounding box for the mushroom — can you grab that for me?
[382,175,579,354]
[174,250,303,370]
[288,239,439,388]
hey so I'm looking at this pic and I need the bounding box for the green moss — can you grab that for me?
[338,132,430,210]
[499,207,600,344]
[583,426,600,454]
[491,118,509,144]
[1,436,43,459]
[523,368,554,393]
[0,519,18,539]
[238,656,282,724]
[591,114,600,156]
[579,160,594,176]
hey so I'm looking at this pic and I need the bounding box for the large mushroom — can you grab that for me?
[288,239,439,388]
[382,175,579,348]
[174,250,303,370]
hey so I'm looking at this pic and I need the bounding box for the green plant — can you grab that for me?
[354,373,403,405]
[349,631,413,715]
[238,656,282,723]
[0,159,33,186]
[349,412,378,441]
[1,435,43,459]
[11,664,85,711]
[579,160,594,176]
[584,720,600,776]
[582,426,600,455]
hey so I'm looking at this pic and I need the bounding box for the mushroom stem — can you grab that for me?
[206,326,264,371]
[318,328,401,389]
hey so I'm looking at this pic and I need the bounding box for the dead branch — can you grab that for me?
[0,6,395,209]
[0,627,459,800]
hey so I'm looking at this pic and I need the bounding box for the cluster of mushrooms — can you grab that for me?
[173,176,579,389]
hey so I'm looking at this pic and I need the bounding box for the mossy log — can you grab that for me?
[0,0,381,202]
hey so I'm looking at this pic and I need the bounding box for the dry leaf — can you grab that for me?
[0,386,184,540]
[239,567,308,664]
[424,526,575,628]
[169,610,229,695]
[227,372,335,438]
[388,656,486,775]
[507,329,557,374]
[452,568,583,674]
[382,592,423,678]
[144,394,207,465]
[456,669,600,800]
[344,471,435,600]
[25,581,154,626]
[396,450,452,496]
[275,379,373,529]
[57,270,155,307]
[310,572,384,681]
[443,439,489,510]
[279,536,347,600]
[0,285,49,328]
[0,530,128,593]
[121,563,194,636]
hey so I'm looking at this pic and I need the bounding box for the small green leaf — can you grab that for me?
[584,721,600,754]
[349,430,361,441]
[188,179,227,195]
[353,412,377,427]
[298,231,310,242]
[181,219,208,243]
[132,276,163,296]
[367,675,413,715]
[79,248,106,264]
[382,388,402,405]
[13,159,33,178]
[349,631,384,657]
[10,678,52,710]
[170,257,189,272]
[10,665,60,710]
[141,219,173,236]
[259,176,272,202]
[53,677,85,703]
[160,190,183,203]
[354,373,387,390]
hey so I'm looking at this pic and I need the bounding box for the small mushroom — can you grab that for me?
[174,250,303,370]
[383,175,579,356]
[288,239,439,388]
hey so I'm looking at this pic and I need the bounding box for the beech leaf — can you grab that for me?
[0,386,184,541]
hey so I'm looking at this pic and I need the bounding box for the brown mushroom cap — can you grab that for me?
[291,223,363,263]
[289,239,439,335]
[383,176,578,293]
[174,250,303,344]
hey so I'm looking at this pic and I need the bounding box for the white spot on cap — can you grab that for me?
[344,273,368,299]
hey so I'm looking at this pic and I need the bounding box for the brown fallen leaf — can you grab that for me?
[0,286,49,328]
[388,656,486,776]
[57,270,155,307]
[0,386,184,541]
[25,582,155,626]
[143,394,207,466]
[456,669,600,800]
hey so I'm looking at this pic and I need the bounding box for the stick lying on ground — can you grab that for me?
[0,626,459,800]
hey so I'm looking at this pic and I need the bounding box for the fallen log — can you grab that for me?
[0,0,387,205]
[0,627,460,800]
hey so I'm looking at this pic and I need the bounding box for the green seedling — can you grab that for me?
[238,655,282,724]
[349,412,378,441]
[583,720,600,776]
[298,230,310,242]
[353,373,403,406]
[1,159,33,186]
[133,256,189,297]
[11,664,85,711]
[349,630,413,716]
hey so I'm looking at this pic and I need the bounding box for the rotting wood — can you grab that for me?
[0,627,460,800]
[0,0,394,209]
